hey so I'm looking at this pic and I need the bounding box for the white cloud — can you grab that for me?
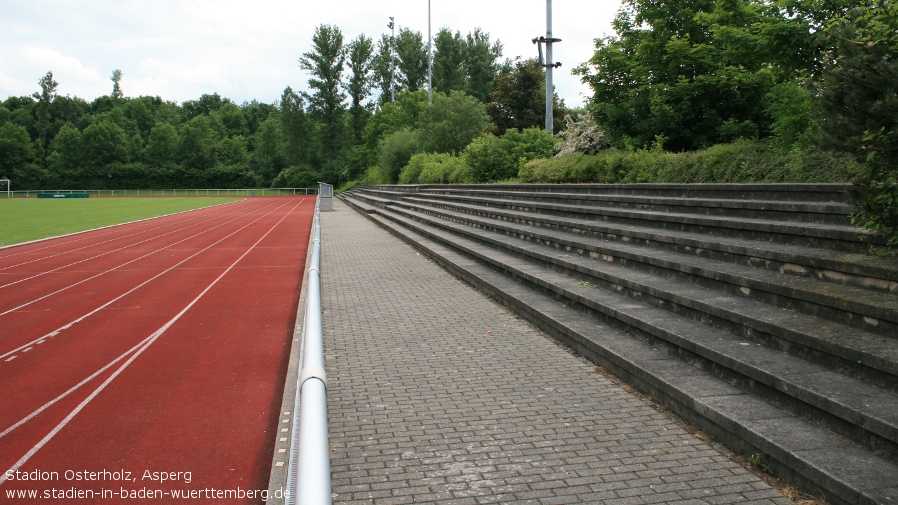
[0,44,107,99]
[0,0,620,106]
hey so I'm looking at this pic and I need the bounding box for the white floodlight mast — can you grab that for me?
[545,0,554,134]
[428,0,433,105]
[388,17,396,104]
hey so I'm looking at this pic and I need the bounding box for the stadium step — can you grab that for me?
[340,184,898,505]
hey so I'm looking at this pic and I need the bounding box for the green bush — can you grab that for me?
[519,140,864,184]
[378,128,419,183]
[464,128,558,183]
[271,166,321,188]
[399,153,470,184]
[398,153,427,183]
[464,134,516,182]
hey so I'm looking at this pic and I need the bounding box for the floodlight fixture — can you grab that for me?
[533,0,562,134]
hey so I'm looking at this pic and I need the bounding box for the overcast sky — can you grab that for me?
[0,0,621,108]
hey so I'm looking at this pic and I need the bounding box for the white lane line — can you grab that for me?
[0,201,268,316]
[0,203,253,291]
[0,199,286,360]
[0,332,155,440]
[0,209,212,272]
[0,199,303,486]
[0,199,241,259]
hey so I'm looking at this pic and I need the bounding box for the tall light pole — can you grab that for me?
[388,16,396,104]
[428,0,433,105]
[532,0,562,135]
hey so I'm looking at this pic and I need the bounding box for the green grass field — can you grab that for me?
[0,197,241,247]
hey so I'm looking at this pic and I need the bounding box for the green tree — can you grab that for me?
[345,34,375,143]
[815,0,898,250]
[0,122,34,176]
[395,28,427,91]
[575,0,839,150]
[464,28,503,102]
[179,115,218,170]
[146,123,179,166]
[183,93,228,119]
[433,28,467,94]
[218,102,248,137]
[371,35,399,105]
[32,71,58,152]
[280,87,310,167]
[251,118,286,181]
[111,69,124,101]
[50,95,91,131]
[241,100,277,135]
[220,135,249,166]
[82,120,129,166]
[487,59,565,135]
[47,122,83,170]
[420,90,491,154]
[299,24,347,160]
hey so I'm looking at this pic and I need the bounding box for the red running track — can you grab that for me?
[0,197,314,504]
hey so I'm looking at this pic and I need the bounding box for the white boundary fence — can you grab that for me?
[3,187,318,198]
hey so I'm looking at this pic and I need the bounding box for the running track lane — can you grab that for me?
[0,200,282,358]
[0,197,314,504]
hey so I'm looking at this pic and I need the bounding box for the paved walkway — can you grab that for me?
[321,199,791,505]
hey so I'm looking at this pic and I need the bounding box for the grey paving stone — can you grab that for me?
[322,200,790,504]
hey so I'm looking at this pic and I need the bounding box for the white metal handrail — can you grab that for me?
[286,199,332,505]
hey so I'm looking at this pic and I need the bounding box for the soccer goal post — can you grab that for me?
[0,179,9,198]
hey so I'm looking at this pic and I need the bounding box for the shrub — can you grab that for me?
[465,128,558,183]
[399,153,470,184]
[271,166,321,188]
[378,128,419,183]
[519,140,864,184]
[464,133,516,182]
[398,153,427,184]
[555,114,607,156]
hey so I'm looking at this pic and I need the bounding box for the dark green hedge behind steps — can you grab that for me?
[519,141,864,185]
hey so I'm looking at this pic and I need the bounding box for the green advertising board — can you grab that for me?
[37,193,90,199]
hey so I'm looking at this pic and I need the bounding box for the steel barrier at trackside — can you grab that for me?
[286,197,332,505]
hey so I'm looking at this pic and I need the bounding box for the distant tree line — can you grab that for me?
[0,24,566,191]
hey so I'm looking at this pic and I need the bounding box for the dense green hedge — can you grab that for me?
[11,162,264,190]
[519,141,864,184]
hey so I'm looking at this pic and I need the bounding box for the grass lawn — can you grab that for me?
[0,197,241,247]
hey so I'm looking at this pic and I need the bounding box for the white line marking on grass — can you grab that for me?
[0,199,303,486]
[0,200,285,358]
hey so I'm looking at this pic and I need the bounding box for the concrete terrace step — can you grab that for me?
[385,190,872,253]
[340,193,898,505]
[403,195,895,292]
[419,188,855,225]
[352,188,898,293]
[386,198,898,336]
